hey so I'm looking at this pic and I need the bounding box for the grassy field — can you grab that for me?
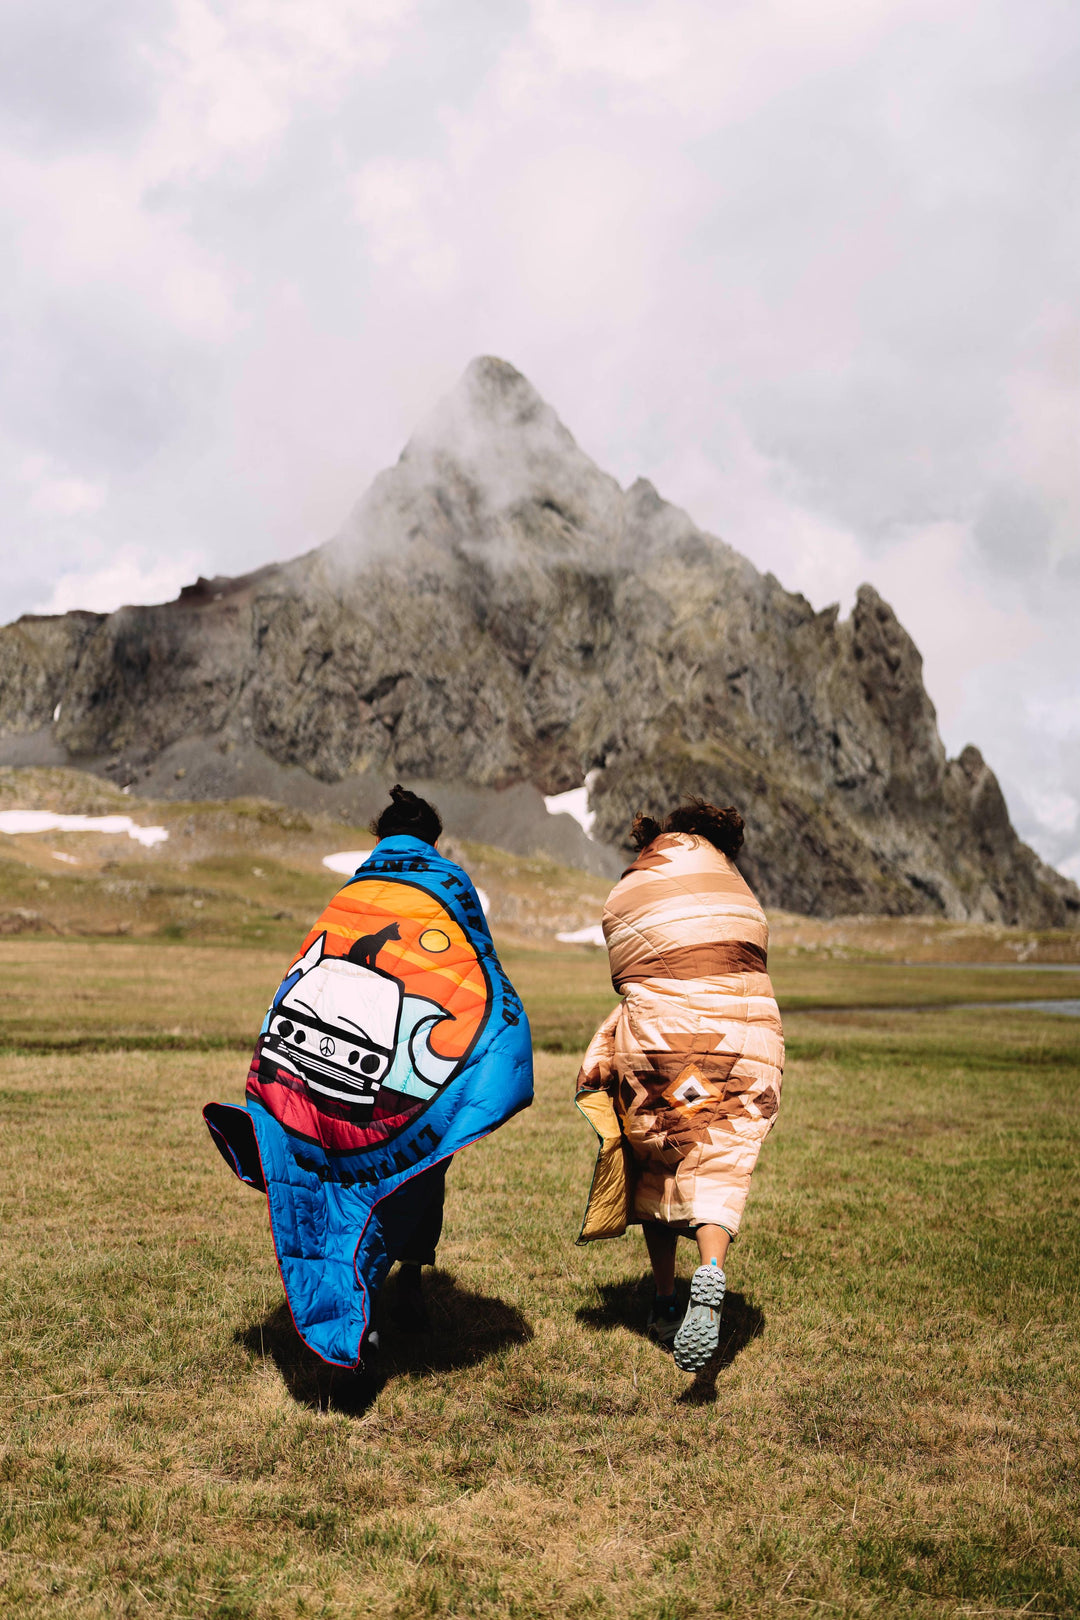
[2,770,1079,1615]
[1,929,1079,1618]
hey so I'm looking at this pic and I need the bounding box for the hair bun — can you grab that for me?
[388,785,423,821]
[371,785,443,847]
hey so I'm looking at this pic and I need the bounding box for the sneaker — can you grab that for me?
[646,1290,684,1350]
[672,1263,726,1371]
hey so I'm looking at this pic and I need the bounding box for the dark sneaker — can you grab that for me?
[646,1291,684,1351]
[672,1264,726,1371]
[392,1266,431,1334]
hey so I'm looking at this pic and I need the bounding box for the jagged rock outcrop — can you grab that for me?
[1,357,1076,926]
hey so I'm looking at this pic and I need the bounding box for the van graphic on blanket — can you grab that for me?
[203,836,534,1370]
[263,927,457,1107]
[246,876,493,1154]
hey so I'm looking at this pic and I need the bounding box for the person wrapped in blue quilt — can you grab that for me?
[204,787,534,1368]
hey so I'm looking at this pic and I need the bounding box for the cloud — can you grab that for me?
[0,0,1077,880]
[352,157,459,289]
[33,545,206,617]
[0,0,164,152]
[17,454,109,519]
[145,0,418,180]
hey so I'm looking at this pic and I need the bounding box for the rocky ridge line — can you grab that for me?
[0,357,1075,927]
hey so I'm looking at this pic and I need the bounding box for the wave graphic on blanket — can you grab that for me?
[203,835,533,1367]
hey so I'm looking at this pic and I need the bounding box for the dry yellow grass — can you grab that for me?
[1,937,1078,1617]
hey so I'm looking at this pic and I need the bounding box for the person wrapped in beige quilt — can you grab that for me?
[575,798,784,1372]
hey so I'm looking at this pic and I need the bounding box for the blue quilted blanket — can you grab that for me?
[204,835,533,1367]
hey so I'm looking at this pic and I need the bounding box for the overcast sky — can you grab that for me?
[1,0,1077,879]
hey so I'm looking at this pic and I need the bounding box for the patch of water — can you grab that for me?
[808,998,1080,1018]
[957,999,1080,1017]
[902,961,1080,973]
[0,810,169,847]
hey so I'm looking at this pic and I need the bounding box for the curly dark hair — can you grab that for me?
[630,796,744,858]
[371,784,443,847]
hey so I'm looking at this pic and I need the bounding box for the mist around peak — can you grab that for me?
[325,356,627,580]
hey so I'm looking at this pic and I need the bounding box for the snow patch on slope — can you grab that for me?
[321,849,373,875]
[0,811,168,847]
[544,770,598,838]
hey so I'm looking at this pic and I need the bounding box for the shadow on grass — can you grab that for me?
[238,1267,533,1415]
[575,1276,765,1405]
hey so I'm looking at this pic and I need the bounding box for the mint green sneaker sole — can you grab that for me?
[672,1265,726,1371]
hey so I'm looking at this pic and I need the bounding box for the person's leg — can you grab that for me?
[673,1224,731,1372]
[694,1223,731,1271]
[397,1162,447,1268]
[643,1222,684,1347]
[393,1163,448,1332]
[643,1221,678,1295]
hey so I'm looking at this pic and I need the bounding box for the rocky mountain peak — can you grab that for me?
[407,355,584,480]
[436,355,568,440]
[0,358,1075,928]
[327,357,623,579]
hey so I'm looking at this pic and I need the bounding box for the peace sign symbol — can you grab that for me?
[319,1035,336,1057]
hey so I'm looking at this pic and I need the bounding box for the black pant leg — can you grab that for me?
[396,1160,448,1267]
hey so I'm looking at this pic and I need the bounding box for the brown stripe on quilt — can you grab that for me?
[614,938,768,984]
